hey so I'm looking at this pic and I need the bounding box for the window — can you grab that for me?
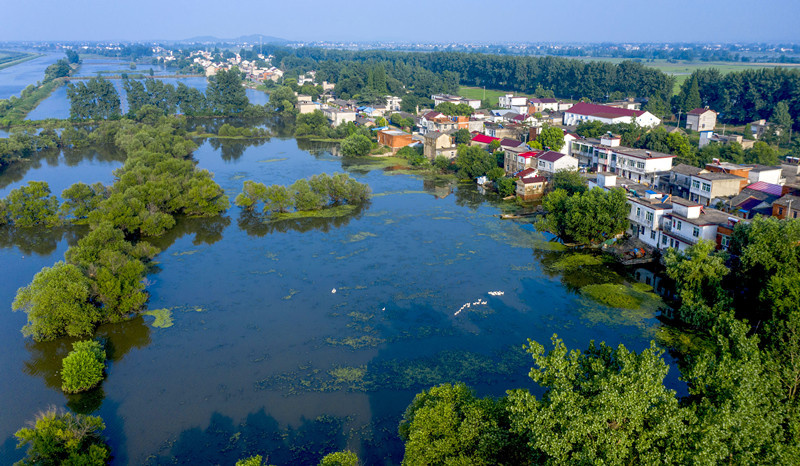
[677,220,682,230]
[637,162,645,169]
[650,230,656,239]
[721,236,730,248]
[693,227,700,238]
[636,207,641,217]
[692,180,701,189]
[646,212,654,222]
[702,183,711,192]
[779,207,784,215]
[662,236,668,245]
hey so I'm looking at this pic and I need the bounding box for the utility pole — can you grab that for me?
[676,109,682,130]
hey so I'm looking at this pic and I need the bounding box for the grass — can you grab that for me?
[549,253,603,271]
[581,283,642,309]
[270,204,360,221]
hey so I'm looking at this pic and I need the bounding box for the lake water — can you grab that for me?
[0,130,680,465]
[0,53,64,100]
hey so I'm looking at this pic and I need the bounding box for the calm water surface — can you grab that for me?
[0,53,63,100]
[0,133,680,465]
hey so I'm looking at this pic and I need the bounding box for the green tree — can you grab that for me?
[318,450,359,466]
[235,180,268,211]
[340,134,372,157]
[550,169,587,195]
[61,340,106,394]
[452,128,472,145]
[60,182,109,224]
[399,383,530,465]
[745,141,778,165]
[680,75,702,112]
[207,67,248,114]
[263,184,293,213]
[291,178,325,211]
[3,180,60,227]
[538,188,629,244]
[14,408,110,465]
[455,145,495,180]
[507,335,686,465]
[12,262,98,341]
[497,177,516,197]
[270,86,297,113]
[663,240,731,327]
[236,455,272,466]
[534,126,565,152]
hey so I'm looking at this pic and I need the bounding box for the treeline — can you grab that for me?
[66,68,254,120]
[0,128,61,169]
[234,173,370,215]
[265,46,675,103]
[6,118,229,341]
[0,52,77,124]
[680,67,800,130]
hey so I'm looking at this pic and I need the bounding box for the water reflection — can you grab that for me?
[148,410,349,466]
[0,225,84,256]
[207,138,269,162]
[237,205,368,237]
[144,215,231,251]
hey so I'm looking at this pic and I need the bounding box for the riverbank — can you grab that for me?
[0,77,66,123]
[0,52,41,71]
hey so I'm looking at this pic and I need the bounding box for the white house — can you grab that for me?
[536,151,579,176]
[432,94,481,110]
[659,198,732,251]
[571,135,674,185]
[563,102,661,127]
[628,195,673,249]
[385,96,403,111]
[499,94,528,109]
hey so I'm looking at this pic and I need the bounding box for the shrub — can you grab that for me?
[14,408,110,465]
[61,340,106,394]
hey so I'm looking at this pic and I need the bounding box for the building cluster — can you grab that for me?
[188,50,284,81]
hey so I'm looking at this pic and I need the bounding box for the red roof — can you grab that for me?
[688,108,714,115]
[517,168,537,178]
[747,181,783,196]
[500,138,523,147]
[537,150,567,163]
[566,102,644,119]
[520,175,547,184]
[518,151,540,158]
[471,134,499,144]
[423,111,443,120]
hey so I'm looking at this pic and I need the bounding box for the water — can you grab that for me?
[0,133,680,465]
[0,53,63,100]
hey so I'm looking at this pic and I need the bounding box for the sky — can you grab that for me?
[0,0,798,43]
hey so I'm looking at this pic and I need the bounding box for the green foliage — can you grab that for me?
[399,383,531,465]
[581,283,642,309]
[497,177,516,197]
[44,59,71,82]
[538,187,629,244]
[218,123,268,138]
[270,85,297,113]
[340,133,372,156]
[295,110,330,137]
[663,240,731,327]
[433,155,452,172]
[66,77,121,120]
[14,408,110,465]
[2,180,60,227]
[452,128,472,145]
[508,336,685,465]
[434,102,474,116]
[60,182,109,224]
[12,262,97,341]
[61,340,106,393]
[236,455,268,466]
[235,173,370,216]
[397,146,427,167]
[318,450,359,466]
[549,169,587,195]
[207,67,248,114]
[455,144,495,180]
[534,126,565,152]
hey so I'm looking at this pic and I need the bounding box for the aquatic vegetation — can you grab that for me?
[256,157,288,163]
[549,253,603,271]
[61,340,106,394]
[581,284,642,309]
[653,325,714,356]
[346,231,377,243]
[143,308,174,328]
[577,282,664,328]
[282,289,299,300]
[171,249,201,256]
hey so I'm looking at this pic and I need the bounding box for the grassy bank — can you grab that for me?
[0,78,66,124]
[0,52,41,71]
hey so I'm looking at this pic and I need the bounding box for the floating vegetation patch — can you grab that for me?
[577,282,664,328]
[282,289,299,300]
[510,264,538,271]
[255,346,529,395]
[347,231,377,243]
[335,247,368,260]
[143,308,174,328]
[325,335,386,349]
[549,253,603,271]
[632,282,654,293]
[432,216,453,220]
[653,325,714,356]
[271,204,358,220]
[372,190,428,198]
[264,252,279,261]
[230,174,246,181]
[171,249,201,257]
[249,269,277,275]
[256,157,289,163]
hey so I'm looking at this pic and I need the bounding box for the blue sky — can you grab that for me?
[1,0,797,43]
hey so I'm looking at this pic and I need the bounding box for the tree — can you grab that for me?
[340,134,372,157]
[3,180,60,227]
[534,126,565,152]
[12,262,98,341]
[745,141,778,165]
[61,340,106,394]
[236,455,272,466]
[680,75,702,112]
[507,335,686,465]
[455,145,495,180]
[643,95,670,119]
[207,67,248,114]
[452,128,472,145]
[14,408,110,465]
[550,169,587,195]
[318,451,359,466]
[497,177,516,197]
[771,101,794,146]
[663,240,731,327]
[399,383,530,465]
[537,188,629,244]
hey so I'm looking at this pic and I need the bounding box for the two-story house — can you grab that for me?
[660,198,733,251]
[686,108,717,131]
[499,94,528,109]
[536,151,579,177]
[505,151,540,174]
[563,102,661,127]
[628,194,673,249]
[689,172,744,206]
[662,164,706,198]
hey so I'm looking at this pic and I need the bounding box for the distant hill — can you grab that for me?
[178,35,290,44]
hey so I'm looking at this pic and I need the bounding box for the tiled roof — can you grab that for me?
[538,151,566,163]
[520,175,547,184]
[517,168,537,178]
[471,134,499,144]
[565,102,644,118]
[747,181,783,196]
[688,108,714,115]
[500,138,523,147]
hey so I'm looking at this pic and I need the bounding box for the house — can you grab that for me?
[499,94,528,109]
[297,101,322,114]
[661,198,736,251]
[385,96,403,111]
[700,132,756,150]
[628,194,674,249]
[505,151,540,174]
[689,172,744,206]
[744,164,784,185]
[726,185,782,218]
[772,194,800,219]
[297,94,313,104]
[536,151,579,177]
[529,98,560,113]
[323,108,357,127]
[423,131,457,160]
[432,94,481,110]
[516,169,547,200]
[419,111,459,134]
[662,164,707,198]
[470,133,500,150]
[563,102,661,127]
[686,108,717,131]
[561,131,579,156]
[748,119,779,139]
[355,116,375,127]
[377,129,413,152]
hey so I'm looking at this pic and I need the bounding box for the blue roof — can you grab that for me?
[645,190,657,195]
